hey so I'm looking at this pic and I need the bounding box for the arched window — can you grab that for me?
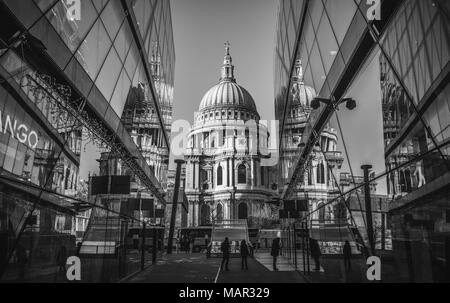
[317,162,325,184]
[238,203,248,220]
[217,165,223,186]
[334,201,347,224]
[200,169,208,185]
[398,168,413,193]
[308,166,313,185]
[238,164,246,184]
[260,166,265,186]
[404,169,412,192]
[200,203,211,226]
[318,202,325,223]
[216,203,223,222]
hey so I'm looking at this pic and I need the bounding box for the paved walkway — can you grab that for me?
[253,252,295,271]
[125,252,307,283]
[125,253,221,283]
[217,252,306,283]
[254,251,323,272]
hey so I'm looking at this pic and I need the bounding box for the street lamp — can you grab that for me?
[225,188,236,220]
[311,97,356,110]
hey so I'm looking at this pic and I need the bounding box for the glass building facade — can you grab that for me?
[275,0,450,282]
[0,0,174,282]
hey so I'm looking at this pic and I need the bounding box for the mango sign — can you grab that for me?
[0,110,39,150]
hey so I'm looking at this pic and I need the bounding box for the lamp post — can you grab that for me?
[362,164,375,256]
[225,188,235,221]
[167,159,185,254]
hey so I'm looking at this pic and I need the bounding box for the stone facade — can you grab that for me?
[184,44,277,228]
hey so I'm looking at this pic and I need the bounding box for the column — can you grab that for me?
[186,161,191,189]
[227,158,230,187]
[194,162,199,189]
[250,158,255,187]
[194,202,199,227]
[189,202,193,226]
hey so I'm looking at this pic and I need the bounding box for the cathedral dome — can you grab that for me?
[291,59,316,107]
[198,42,258,115]
[199,81,257,112]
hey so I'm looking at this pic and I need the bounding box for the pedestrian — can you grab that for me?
[190,236,195,253]
[56,245,67,273]
[16,244,27,280]
[185,236,190,254]
[271,237,281,271]
[240,240,249,270]
[220,237,231,271]
[309,238,321,271]
[249,241,255,257]
[343,240,352,271]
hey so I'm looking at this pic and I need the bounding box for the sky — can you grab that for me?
[170,0,278,125]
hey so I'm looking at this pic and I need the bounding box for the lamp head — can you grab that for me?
[311,98,321,110]
[345,98,356,110]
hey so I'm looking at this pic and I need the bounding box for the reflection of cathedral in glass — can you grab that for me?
[184,44,277,228]
[281,59,344,222]
[121,43,171,189]
[380,56,428,198]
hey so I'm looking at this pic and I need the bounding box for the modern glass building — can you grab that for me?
[275,0,450,282]
[0,0,174,282]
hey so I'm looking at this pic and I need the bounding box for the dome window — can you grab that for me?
[238,164,246,184]
[216,204,223,221]
[238,203,248,219]
[217,165,223,186]
[317,162,325,184]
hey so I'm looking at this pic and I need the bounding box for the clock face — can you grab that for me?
[237,138,247,146]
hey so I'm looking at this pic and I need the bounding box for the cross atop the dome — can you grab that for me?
[225,41,230,55]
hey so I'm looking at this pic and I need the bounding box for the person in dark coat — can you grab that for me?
[309,238,321,271]
[240,240,249,270]
[343,240,352,271]
[56,245,67,273]
[16,244,27,280]
[271,237,281,271]
[220,237,231,271]
[185,236,190,254]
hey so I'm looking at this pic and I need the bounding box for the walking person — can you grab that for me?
[16,244,27,280]
[190,236,195,253]
[271,236,281,271]
[220,237,231,271]
[309,238,322,271]
[56,245,67,273]
[240,240,249,270]
[185,236,190,254]
[343,240,352,271]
